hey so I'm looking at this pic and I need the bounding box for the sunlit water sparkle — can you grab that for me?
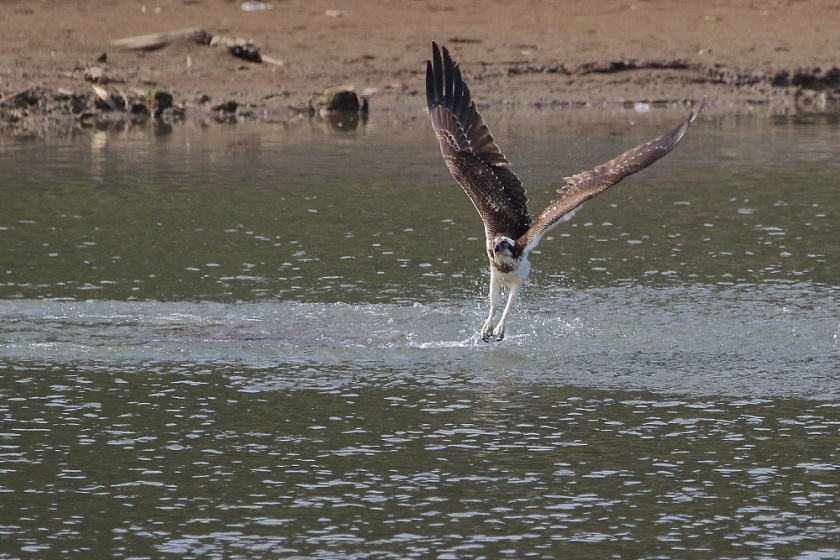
[2,108,840,559]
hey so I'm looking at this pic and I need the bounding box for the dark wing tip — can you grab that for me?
[426,42,506,162]
[427,42,467,115]
[425,60,435,111]
[650,99,705,158]
[624,98,706,170]
[690,97,708,123]
[427,42,443,112]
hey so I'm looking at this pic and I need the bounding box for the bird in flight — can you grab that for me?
[426,42,704,342]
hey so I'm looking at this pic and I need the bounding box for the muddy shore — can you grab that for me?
[2,0,840,132]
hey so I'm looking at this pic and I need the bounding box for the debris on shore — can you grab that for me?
[309,85,368,116]
[110,28,212,51]
[110,27,283,66]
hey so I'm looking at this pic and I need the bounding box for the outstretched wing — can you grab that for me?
[520,100,705,249]
[426,42,531,242]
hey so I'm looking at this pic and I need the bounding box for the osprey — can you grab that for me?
[426,42,704,341]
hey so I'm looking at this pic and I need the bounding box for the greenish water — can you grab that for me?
[1,107,840,559]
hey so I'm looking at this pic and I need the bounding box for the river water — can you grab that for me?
[1,106,839,559]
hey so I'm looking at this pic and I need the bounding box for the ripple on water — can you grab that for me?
[3,371,838,559]
[4,107,840,560]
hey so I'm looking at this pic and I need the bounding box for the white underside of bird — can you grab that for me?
[480,207,580,341]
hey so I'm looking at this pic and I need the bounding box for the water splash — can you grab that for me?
[3,282,839,397]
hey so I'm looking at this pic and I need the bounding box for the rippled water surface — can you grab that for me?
[2,107,840,559]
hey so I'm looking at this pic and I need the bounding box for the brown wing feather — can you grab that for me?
[520,100,705,249]
[426,42,531,241]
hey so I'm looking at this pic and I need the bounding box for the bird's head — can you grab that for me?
[490,236,521,270]
[493,236,515,255]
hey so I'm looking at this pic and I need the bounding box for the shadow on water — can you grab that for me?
[2,106,840,559]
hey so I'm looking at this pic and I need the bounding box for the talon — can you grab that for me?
[480,321,494,342]
[480,327,504,343]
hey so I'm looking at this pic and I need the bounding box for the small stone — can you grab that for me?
[212,101,238,112]
[309,85,364,114]
[84,66,108,84]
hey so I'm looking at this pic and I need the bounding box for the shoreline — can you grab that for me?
[2,0,839,133]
